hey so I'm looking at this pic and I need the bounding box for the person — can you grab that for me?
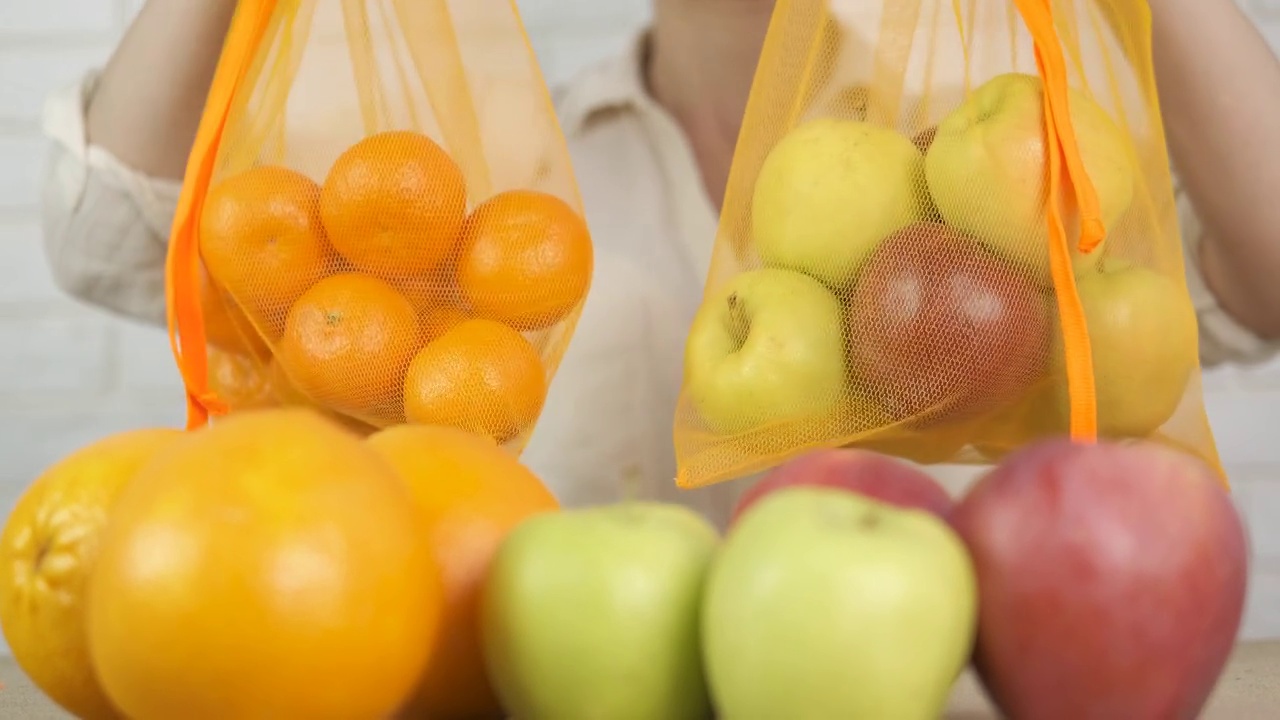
[41,0,1280,529]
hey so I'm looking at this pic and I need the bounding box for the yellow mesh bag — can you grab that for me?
[166,0,592,451]
[674,0,1223,488]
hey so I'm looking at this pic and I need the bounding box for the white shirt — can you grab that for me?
[39,34,1278,529]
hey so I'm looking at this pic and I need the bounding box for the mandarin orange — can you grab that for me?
[403,319,546,443]
[458,190,593,330]
[320,130,468,277]
[200,165,332,326]
[199,268,272,359]
[276,273,420,423]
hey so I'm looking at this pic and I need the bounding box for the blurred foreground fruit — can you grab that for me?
[703,487,976,720]
[367,425,559,719]
[458,189,593,331]
[0,428,182,720]
[732,448,955,525]
[483,503,718,720]
[86,409,442,720]
[951,439,1246,720]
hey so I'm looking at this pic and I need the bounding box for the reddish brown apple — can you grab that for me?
[731,448,955,526]
[846,221,1051,423]
[951,438,1247,720]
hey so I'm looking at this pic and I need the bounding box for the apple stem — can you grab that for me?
[726,292,750,349]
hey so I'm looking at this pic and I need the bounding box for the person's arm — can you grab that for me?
[86,0,237,180]
[1149,0,1280,341]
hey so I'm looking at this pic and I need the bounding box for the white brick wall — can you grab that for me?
[0,0,1278,656]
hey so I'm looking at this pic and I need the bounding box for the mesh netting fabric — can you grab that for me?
[167,0,591,454]
[674,0,1220,488]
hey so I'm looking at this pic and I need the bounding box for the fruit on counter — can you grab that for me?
[0,428,183,720]
[482,502,719,720]
[925,73,1136,281]
[703,487,977,720]
[951,438,1247,720]
[86,409,443,720]
[684,268,848,434]
[845,221,1052,423]
[752,117,924,287]
[366,424,559,719]
[730,448,955,526]
[1047,261,1199,439]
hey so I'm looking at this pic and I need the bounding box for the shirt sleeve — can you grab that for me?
[40,70,182,327]
[1176,177,1280,368]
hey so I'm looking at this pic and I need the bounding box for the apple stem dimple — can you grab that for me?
[725,292,750,350]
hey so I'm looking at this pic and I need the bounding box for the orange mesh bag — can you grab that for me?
[166,0,592,450]
[674,0,1223,487]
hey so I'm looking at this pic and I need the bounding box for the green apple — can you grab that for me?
[703,487,977,720]
[925,72,1137,282]
[481,502,719,720]
[752,118,924,287]
[1048,260,1198,438]
[684,268,847,434]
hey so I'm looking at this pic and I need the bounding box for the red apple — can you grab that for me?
[846,221,1051,423]
[951,438,1247,720]
[731,448,955,526]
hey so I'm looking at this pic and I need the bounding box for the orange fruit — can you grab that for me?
[199,268,272,360]
[264,358,383,437]
[366,425,559,718]
[200,165,333,326]
[458,189,593,330]
[320,130,468,277]
[0,428,183,720]
[206,348,275,410]
[276,273,421,421]
[403,319,547,443]
[86,409,443,720]
[389,269,472,343]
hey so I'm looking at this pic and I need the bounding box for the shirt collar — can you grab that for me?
[556,31,653,138]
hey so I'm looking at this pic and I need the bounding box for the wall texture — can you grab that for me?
[1,0,1279,652]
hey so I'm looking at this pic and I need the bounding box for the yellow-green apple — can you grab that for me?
[731,448,954,526]
[845,221,1052,424]
[951,438,1246,720]
[925,73,1137,281]
[703,487,977,720]
[1047,260,1198,439]
[481,503,718,720]
[752,118,924,287]
[684,268,847,434]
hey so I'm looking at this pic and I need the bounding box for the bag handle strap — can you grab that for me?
[165,0,279,430]
[1012,0,1101,443]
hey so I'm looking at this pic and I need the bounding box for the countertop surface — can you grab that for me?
[2,642,1278,718]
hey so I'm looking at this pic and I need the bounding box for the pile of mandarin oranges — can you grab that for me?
[196,129,593,442]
